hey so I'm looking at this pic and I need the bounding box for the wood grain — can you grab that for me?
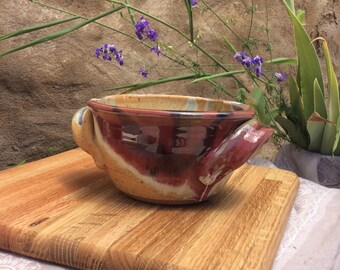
[0,148,299,270]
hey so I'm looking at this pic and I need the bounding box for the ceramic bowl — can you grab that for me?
[72,94,273,204]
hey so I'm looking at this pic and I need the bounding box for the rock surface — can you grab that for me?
[0,0,339,169]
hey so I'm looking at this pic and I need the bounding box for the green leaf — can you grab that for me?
[236,88,247,103]
[251,88,268,125]
[288,75,306,126]
[324,38,340,119]
[184,0,194,43]
[283,0,295,14]
[307,112,328,152]
[0,16,80,41]
[125,0,136,25]
[249,88,279,126]
[296,9,305,24]
[281,75,309,148]
[222,36,237,54]
[333,117,340,155]
[269,108,280,120]
[336,84,340,155]
[191,70,246,83]
[283,0,324,120]
[0,6,125,58]
[275,115,309,149]
[313,78,327,118]
[321,121,337,155]
[320,38,340,155]
[265,57,297,65]
[306,79,327,152]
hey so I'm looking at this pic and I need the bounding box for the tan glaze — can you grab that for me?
[0,149,299,270]
[72,94,273,204]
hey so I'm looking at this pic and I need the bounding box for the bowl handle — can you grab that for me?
[199,121,273,185]
[222,121,274,169]
[71,107,106,169]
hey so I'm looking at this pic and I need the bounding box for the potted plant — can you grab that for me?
[257,0,340,186]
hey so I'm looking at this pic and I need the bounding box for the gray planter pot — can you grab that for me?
[274,143,340,187]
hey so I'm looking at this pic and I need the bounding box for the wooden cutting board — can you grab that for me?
[0,148,299,270]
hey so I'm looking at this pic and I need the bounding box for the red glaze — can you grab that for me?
[79,95,273,202]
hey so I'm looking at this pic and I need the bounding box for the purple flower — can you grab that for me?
[139,67,148,77]
[135,16,150,33]
[191,0,198,6]
[135,31,143,40]
[108,44,116,53]
[95,48,102,57]
[234,51,252,67]
[135,16,158,42]
[251,55,263,65]
[146,29,158,41]
[253,65,262,78]
[234,51,249,62]
[95,44,123,66]
[115,50,124,66]
[234,51,263,77]
[242,57,252,68]
[150,45,162,56]
[274,72,287,83]
[250,55,263,77]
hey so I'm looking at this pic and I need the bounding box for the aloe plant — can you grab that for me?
[274,0,340,155]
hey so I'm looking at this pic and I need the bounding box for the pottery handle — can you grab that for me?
[224,121,274,169]
[199,120,273,181]
[71,107,106,169]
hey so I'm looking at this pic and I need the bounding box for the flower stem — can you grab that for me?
[0,6,125,57]
[247,0,255,48]
[201,0,245,44]
[183,0,195,43]
[30,0,248,96]
[0,16,80,41]
[125,0,136,26]
[30,0,198,73]
[103,73,202,92]
[107,0,249,91]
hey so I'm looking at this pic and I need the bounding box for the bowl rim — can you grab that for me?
[87,94,255,119]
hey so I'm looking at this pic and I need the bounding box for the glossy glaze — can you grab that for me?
[72,94,273,204]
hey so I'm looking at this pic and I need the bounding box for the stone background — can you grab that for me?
[0,0,339,169]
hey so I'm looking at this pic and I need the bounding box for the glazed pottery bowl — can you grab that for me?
[72,94,273,204]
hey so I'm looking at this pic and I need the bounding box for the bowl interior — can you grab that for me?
[88,94,253,115]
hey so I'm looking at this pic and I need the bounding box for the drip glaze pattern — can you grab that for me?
[72,94,273,204]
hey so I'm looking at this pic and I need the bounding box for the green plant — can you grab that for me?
[0,0,287,97]
[257,0,340,155]
[1,0,339,155]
